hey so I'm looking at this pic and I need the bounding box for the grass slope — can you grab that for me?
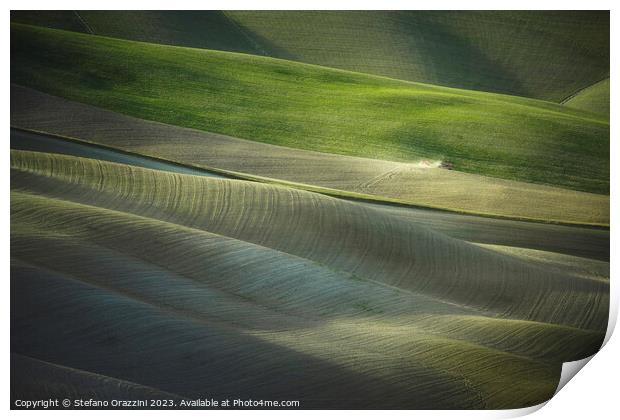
[11,85,610,225]
[10,10,609,102]
[11,24,609,194]
[563,78,610,117]
[11,150,607,408]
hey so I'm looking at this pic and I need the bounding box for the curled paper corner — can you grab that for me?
[554,355,595,396]
[550,306,616,398]
[521,307,617,416]
[495,351,606,418]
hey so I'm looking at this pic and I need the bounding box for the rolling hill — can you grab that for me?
[10,23,610,194]
[10,10,609,102]
[11,150,608,408]
[11,150,609,329]
[11,85,609,225]
[10,11,610,410]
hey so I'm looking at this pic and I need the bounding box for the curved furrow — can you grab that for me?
[11,261,485,408]
[11,150,609,330]
[257,323,561,408]
[13,195,601,367]
[11,190,482,323]
[409,315,603,362]
[473,243,609,283]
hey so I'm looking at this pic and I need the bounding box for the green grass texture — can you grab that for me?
[11,23,609,194]
[11,10,609,102]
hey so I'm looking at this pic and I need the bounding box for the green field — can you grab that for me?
[11,23,609,194]
[10,11,610,410]
[11,10,609,102]
[11,150,608,408]
[11,86,610,225]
